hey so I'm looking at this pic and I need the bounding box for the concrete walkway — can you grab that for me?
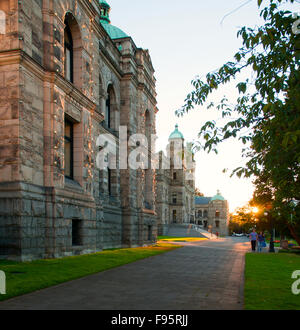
[0,237,250,310]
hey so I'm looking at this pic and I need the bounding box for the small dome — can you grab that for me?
[101,23,129,39]
[211,190,225,202]
[99,0,129,40]
[169,124,184,140]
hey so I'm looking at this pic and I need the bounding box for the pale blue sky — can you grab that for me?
[107,0,297,211]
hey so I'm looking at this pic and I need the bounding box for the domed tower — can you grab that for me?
[99,0,129,39]
[168,124,185,171]
[209,190,229,236]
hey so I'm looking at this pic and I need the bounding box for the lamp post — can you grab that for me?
[265,211,275,253]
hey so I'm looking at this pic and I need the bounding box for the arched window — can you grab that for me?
[144,110,153,209]
[198,210,203,218]
[64,16,74,83]
[204,210,208,218]
[106,85,118,130]
[64,12,82,88]
[216,210,220,218]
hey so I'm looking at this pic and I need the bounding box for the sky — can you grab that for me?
[106,0,298,212]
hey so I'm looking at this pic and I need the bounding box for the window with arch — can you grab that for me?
[204,210,208,218]
[198,210,203,218]
[215,210,220,218]
[105,85,118,130]
[144,110,153,210]
[64,12,82,87]
[64,15,74,83]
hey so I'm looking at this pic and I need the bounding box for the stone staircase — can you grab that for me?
[166,224,217,239]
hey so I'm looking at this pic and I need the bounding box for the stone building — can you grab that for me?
[156,125,196,235]
[0,0,158,261]
[195,191,229,236]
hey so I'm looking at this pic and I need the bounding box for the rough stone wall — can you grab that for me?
[195,200,229,236]
[208,200,229,236]
[0,0,158,261]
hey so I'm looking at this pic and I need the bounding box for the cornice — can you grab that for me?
[99,42,123,78]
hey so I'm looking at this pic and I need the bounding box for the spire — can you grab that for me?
[99,0,111,24]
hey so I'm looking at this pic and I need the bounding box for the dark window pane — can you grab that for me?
[64,119,73,179]
[72,220,82,246]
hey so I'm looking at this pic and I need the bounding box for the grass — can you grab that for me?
[245,253,300,310]
[158,236,207,242]
[0,243,181,302]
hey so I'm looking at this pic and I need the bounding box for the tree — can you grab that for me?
[177,0,300,244]
[230,205,258,234]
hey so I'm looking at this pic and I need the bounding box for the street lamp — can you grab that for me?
[264,211,275,253]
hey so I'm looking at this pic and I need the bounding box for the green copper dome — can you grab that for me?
[169,124,184,140]
[99,0,129,40]
[211,190,225,202]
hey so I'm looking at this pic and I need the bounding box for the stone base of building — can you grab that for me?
[0,182,157,261]
[157,224,170,236]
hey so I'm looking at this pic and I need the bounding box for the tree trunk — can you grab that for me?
[287,223,300,246]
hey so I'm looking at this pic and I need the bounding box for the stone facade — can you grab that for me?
[195,192,230,236]
[156,126,196,235]
[0,0,157,261]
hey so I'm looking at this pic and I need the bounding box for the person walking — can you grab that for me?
[257,232,266,253]
[249,229,258,252]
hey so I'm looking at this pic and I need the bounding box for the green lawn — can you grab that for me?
[0,243,181,302]
[245,253,300,310]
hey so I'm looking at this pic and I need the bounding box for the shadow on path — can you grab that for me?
[0,237,250,310]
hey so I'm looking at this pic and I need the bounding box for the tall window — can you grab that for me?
[172,193,177,204]
[148,226,152,241]
[173,172,177,180]
[215,221,220,228]
[172,210,177,223]
[215,210,220,218]
[72,220,82,246]
[204,210,208,218]
[64,17,73,83]
[107,167,112,196]
[64,119,74,179]
[105,92,111,128]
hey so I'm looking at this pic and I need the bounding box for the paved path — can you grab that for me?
[0,237,250,310]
